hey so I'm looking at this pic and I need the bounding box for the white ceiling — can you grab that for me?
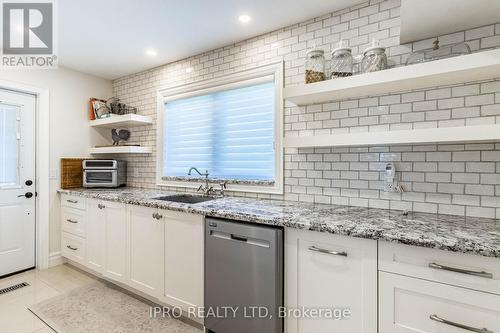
[400,0,500,43]
[58,0,364,80]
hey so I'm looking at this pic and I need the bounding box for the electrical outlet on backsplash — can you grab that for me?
[113,0,500,219]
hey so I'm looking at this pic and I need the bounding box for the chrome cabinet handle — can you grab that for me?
[156,214,163,220]
[152,213,157,219]
[66,245,78,251]
[308,245,347,257]
[430,314,493,333]
[98,204,105,209]
[67,199,78,203]
[66,219,78,224]
[429,262,493,279]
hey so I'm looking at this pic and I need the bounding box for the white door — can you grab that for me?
[0,90,36,277]
[103,201,128,284]
[285,229,378,333]
[128,205,164,297]
[163,211,204,311]
[85,199,105,273]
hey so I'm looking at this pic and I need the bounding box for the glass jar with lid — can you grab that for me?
[330,40,353,79]
[304,47,326,84]
[361,39,387,73]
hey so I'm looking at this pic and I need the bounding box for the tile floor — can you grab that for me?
[0,264,96,333]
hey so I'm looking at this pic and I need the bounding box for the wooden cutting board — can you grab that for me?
[60,158,85,189]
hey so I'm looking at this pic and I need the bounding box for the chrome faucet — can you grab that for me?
[188,167,214,196]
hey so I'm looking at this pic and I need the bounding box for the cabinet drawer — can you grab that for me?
[61,232,85,264]
[61,207,86,237]
[61,194,86,210]
[379,241,500,295]
[379,271,500,333]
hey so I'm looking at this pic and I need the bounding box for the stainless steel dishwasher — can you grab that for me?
[205,217,283,333]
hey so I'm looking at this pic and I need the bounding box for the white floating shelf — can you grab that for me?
[283,125,500,148]
[89,114,153,128]
[89,146,153,154]
[284,49,500,106]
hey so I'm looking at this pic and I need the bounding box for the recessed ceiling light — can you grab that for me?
[146,49,157,57]
[238,14,251,23]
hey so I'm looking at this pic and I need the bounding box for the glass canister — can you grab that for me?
[304,48,326,84]
[361,40,387,73]
[330,40,353,78]
[406,38,471,65]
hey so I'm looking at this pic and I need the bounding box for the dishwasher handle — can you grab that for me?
[210,230,270,248]
[231,234,248,242]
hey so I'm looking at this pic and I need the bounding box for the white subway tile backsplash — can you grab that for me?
[439,204,465,216]
[466,25,495,40]
[452,85,480,97]
[466,206,496,218]
[413,100,437,111]
[466,184,495,196]
[401,91,425,103]
[465,94,495,106]
[453,194,480,206]
[481,35,500,48]
[114,0,500,219]
[413,202,438,213]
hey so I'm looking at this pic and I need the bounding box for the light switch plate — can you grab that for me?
[49,168,58,180]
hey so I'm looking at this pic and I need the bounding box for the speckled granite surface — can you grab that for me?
[58,188,500,258]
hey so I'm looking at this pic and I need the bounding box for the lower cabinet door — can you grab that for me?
[127,205,165,298]
[163,211,204,313]
[285,229,377,333]
[103,201,128,284]
[85,199,105,273]
[379,271,500,333]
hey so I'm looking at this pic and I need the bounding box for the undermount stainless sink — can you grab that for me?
[154,194,216,204]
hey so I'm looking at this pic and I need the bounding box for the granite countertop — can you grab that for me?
[58,188,500,259]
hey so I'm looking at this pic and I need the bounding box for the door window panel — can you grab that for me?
[0,104,19,186]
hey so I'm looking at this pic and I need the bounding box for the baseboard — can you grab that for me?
[48,252,66,267]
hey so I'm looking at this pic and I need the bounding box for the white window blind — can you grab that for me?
[163,81,276,181]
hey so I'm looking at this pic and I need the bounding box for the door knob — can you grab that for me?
[18,192,33,198]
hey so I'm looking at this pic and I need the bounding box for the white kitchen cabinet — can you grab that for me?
[285,228,377,333]
[162,210,204,312]
[379,271,500,333]
[85,199,105,273]
[102,201,128,284]
[127,205,165,298]
[61,232,85,265]
[379,241,500,295]
[61,206,86,237]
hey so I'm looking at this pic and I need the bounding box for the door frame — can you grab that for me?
[0,79,50,270]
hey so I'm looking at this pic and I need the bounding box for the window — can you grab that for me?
[0,104,19,186]
[157,63,283,194]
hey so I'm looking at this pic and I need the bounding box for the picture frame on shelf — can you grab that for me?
[92,99,111,119]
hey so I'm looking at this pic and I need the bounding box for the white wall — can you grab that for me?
[0,67,112,255]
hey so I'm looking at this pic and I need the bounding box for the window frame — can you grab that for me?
[156,62,284,194]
